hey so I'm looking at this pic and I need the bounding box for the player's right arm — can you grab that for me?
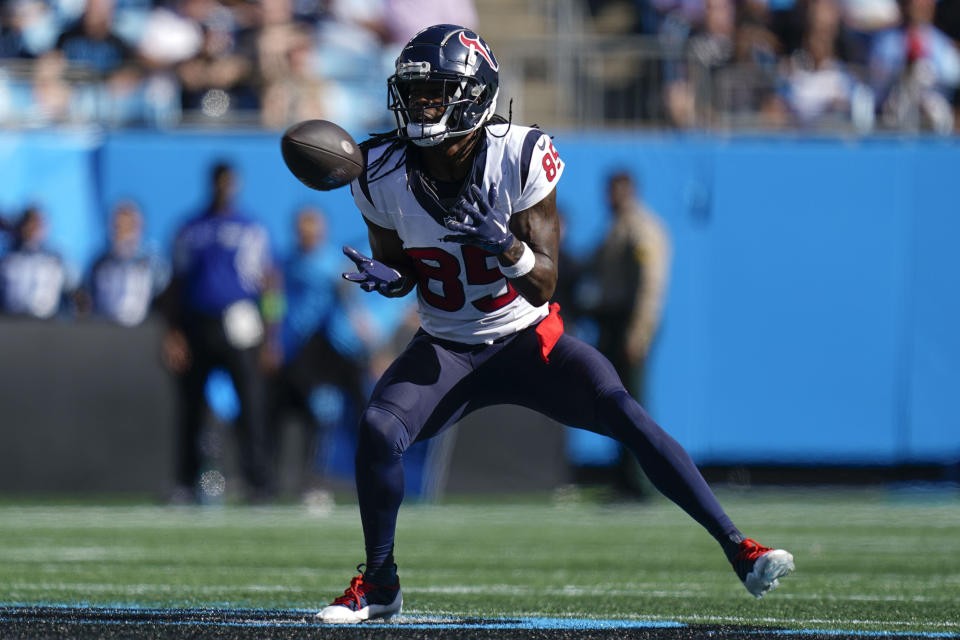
[343,160,417,298]
[363,218,417,298]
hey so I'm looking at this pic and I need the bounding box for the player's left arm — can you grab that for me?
[498,187,559,307]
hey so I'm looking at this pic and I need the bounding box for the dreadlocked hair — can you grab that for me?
[361,98,516,184]
[361,130,407,184]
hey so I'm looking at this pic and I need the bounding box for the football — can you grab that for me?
[280,120,364,191]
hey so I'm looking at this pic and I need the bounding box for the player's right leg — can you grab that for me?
[172,341,211,503]
[316,331,476,623]
[224,344,273,500]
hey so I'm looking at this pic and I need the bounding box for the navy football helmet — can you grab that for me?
[388,24,500,147]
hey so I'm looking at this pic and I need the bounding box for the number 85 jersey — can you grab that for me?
[351,123,564,344]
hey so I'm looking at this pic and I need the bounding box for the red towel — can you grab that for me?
[535,302,564,364]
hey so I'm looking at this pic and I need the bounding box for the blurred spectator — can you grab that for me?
[660,0,788,127]
[321,0,388,47]
[267,206,371,502]
[54,0,136,76]
[257,0,329,129]
[777,0,871,129]
[870,0,960,132]
[579,171,671,496]
[309,0,396,131]
[1,2,34,59]
[583,170,671,399]
[28,50,73,122]
[732,0,785,114]
[2,0,60,58]
[379,0,477,47]
[663,0,736,126]
[0,206,70,319]
[843,0,902,37]
[172,0,257,120]
[586,0,643,35]
[161,161,274,503]
[86,200,170,327]
[257,0,302,81]
[137,0,203,68]
[259,23,327,128]
[5,0,959,132]
[49,0,163,125]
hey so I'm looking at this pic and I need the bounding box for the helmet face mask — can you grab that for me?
[387,25,500,147]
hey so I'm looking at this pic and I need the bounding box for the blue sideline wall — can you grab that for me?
[1,130,958,466]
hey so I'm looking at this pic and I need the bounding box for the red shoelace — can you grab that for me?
[331,574,372,609]
[734,538,772,562]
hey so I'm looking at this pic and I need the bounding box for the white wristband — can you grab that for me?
[499,241,536,279]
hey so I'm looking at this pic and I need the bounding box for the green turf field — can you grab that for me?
[0,488,957,635]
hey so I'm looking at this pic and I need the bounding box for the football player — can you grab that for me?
[317,24,794,624]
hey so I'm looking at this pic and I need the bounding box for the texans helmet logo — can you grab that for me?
[459,32,499,71]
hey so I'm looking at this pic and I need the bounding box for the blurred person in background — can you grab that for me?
[54,0,135,76]
[307,0,399,132]
[870,0,960,132]
[257,0,330,129]
[49,0,152,124]
[0,2,36,59]
[0,205,70,319]
[662,0,786,127]
[27,49,73,122]
[379,0,477,48]
[733,0,786,124]
[266,206,372,505]
[256,0,304,83]
[137,0,203,69]
[173,0,257,121]
[161,161,274,503]
[589,172,671,401]
[85,200,170,327]
[578,171,671,498]
[663,0,736,127]
[777,0,869,129]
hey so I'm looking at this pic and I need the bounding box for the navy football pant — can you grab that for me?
[356,323,741,570]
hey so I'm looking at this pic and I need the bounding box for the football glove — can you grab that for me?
[342,246,406,296]
[442,184,515,255]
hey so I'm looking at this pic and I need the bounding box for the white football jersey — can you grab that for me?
[351,123,564,344]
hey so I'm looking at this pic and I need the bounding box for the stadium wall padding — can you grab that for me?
[1,130,958,472]
[0,317,175,493]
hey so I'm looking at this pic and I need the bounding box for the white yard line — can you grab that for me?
[5,580,957,605]
[5,582,309,595]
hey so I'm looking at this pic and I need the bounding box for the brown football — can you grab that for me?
[281,120,364,191]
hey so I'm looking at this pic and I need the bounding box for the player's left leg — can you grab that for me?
[589,384,794,598]
[318,331,484,623]
[493,329,793,598]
